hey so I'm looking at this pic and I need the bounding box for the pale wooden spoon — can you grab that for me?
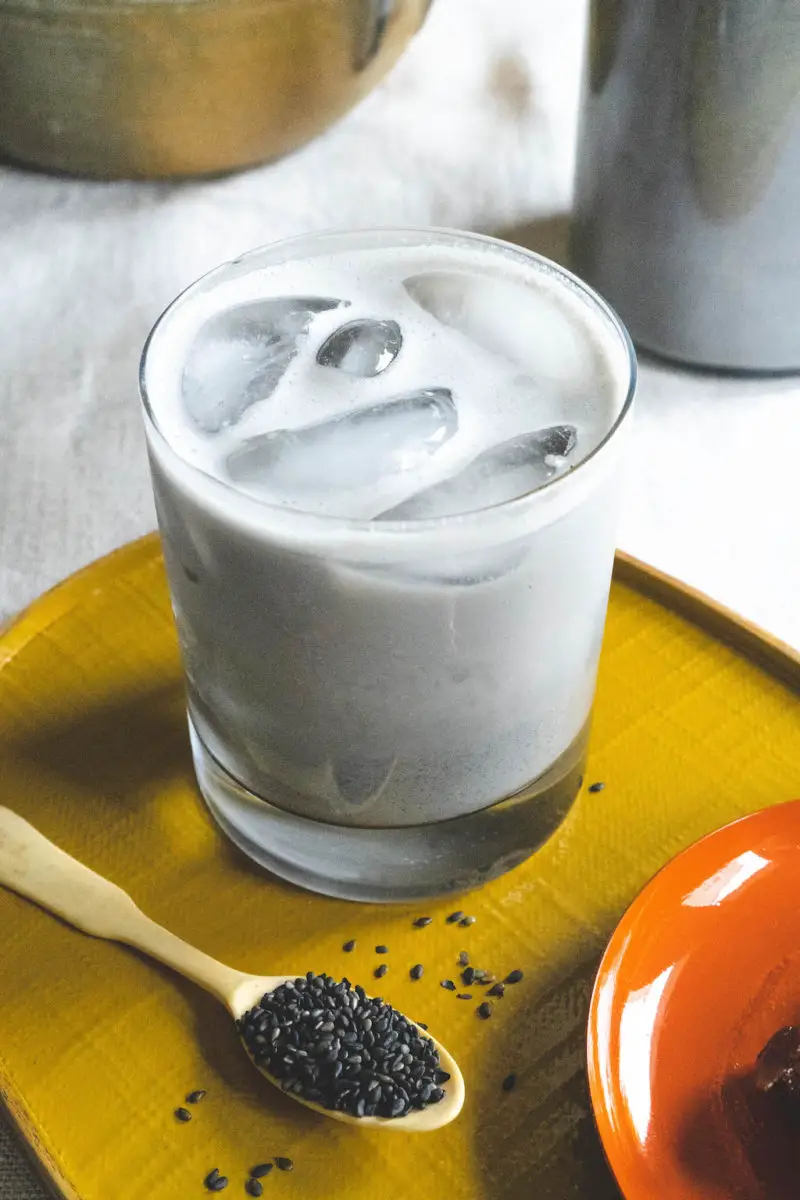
[0,807,464,1132]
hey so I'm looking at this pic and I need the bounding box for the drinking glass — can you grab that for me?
[140,228,636,901]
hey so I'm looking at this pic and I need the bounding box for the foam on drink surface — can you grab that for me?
[148,241,622,523]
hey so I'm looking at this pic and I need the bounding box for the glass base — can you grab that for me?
[190,718,588,903]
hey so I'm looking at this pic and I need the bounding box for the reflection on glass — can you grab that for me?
[682,850,770,908]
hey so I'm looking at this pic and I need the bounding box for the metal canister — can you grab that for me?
[572,0,800,371]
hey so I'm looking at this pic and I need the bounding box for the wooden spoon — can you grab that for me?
[0,806,464,1132]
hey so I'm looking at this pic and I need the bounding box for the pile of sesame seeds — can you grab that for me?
[238,972,449,1119]
[167,866,562,1187]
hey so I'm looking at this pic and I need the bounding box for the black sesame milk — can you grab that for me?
[140,228,635,900]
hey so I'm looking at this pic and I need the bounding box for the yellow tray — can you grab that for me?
[0,536,798,1200]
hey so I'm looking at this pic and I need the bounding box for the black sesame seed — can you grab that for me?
[505,969,524,984]
[440,979,456,991]
[174,1107,192,1122]
[275,1157,294,1172]
[239,972,445,1119]
[413,917,433,927]
[374,963,389,979]
[245,1181,263,1198]
[375,945,389,954]
[410,964,424,981]
[208,1177,228,1192]
[456,993,472,1000]
[459,915,477,927]
[457,952,470,967]
[487,982,506,998]
[186,1089,207,1103]
[588,781,605,793]
[477,1001,493,1020]
[342,939,356,952]
[446,910,465,924]
[250,1164,273,1179]
[204,1169,220,1187]
[502,1073,517,1092]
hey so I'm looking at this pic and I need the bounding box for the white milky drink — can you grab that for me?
[140,228,635,901]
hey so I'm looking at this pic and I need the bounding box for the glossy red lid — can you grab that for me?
[589,799,800,1199]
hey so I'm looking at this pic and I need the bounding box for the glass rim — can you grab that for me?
[139,225,637,535]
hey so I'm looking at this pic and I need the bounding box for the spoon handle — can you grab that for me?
[0,807,248,1004]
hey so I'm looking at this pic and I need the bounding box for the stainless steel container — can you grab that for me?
[571,0,800,372]
[0,0,430,179]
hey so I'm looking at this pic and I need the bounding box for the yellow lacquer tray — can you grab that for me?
[0,536,798,1200]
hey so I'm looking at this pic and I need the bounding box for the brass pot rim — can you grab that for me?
[1,0,317,12]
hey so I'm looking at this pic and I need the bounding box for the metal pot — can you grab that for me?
[0,0,430,179]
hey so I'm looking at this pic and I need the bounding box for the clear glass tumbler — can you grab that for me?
[140,228,636,902]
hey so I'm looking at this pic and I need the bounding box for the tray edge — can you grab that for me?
[0,1080,79,1200]
[613,551,800,691]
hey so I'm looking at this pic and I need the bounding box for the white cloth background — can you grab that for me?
[0,0,798,1193]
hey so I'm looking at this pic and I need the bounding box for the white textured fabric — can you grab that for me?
[0,0,585,628]
[0,0,798,1193]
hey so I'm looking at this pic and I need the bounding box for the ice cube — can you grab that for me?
[182,296,345,433]
[405,272,471,328]
[316,318,402,376]
[378,424,577,519]
[224,387,458,500]
[404,271,595,386]
[348,543,528,588]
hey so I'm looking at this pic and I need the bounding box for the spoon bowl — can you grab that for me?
[227,971,464,1130]
[0,806,464,1132]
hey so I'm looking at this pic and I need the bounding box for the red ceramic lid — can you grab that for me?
[588,799,800,1199]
